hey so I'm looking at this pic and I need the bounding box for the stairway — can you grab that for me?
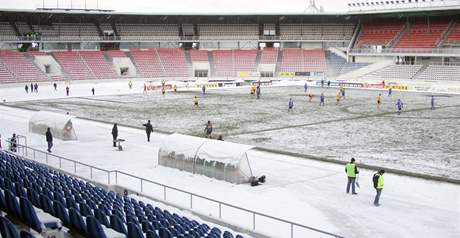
[437,19,457,47]
[207,51,215,77]
[255,50,262,71]
[275,49,283,75]
[184,50,194,77]
[387,21,411,48]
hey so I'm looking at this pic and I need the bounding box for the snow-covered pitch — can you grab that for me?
[0,80,459,238]
[6,81,460,180]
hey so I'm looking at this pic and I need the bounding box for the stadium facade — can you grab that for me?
[0,5,458,83]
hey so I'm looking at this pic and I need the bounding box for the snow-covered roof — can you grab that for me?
[29,111,74,130]
[161,133,254,165]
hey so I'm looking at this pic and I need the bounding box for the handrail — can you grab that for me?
[3,143,344,238]
[349,47,460,55]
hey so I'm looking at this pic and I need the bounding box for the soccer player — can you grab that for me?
[431,96,435,110]
[288,98,294,112]
[194,96,199,108]
[319,93,325,106]
[396,99,404,115]
[336,92,341,105]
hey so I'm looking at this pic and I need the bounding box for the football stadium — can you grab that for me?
[0,0,459,237]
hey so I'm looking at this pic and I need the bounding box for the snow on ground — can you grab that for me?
[6,82,460,180]
[0,98,459,238]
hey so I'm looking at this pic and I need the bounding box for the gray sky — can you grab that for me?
[0,0,349,13]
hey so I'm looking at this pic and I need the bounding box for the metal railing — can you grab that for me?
[6,143,344,238]
[349,47,460,56]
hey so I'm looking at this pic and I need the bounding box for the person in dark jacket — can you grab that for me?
[112,123,118,147]
[34,83,38,93]
[46,128,53,153]
[25,84,29,93]
[142,120,154,142]
[204,121,213,138]
[66,86,70,96]
[91,88,95,96]
[53,82,57,91]
[345,158,359,194]
[30,83,33,93]
[10,133,17,152]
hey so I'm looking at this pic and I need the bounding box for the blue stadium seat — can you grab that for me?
[0,190,6,211]
[128,222,145,238]
[141,220,154,233]
[146,230,160,238]
[69,208,86,235]
[26,190,40,208]
[19,197,42,233]
[39,194,54,215]
[52,201,70,226]
[19,230,35,238]
[4,190,21,218]
[0,216,20,238]
[94,208,110,227]
[79,203,94,217]
[86,216,107,238]
[223,231,234,238]
[159,227,172,238]
[110,214,127,235]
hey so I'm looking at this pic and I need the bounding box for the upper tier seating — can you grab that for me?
[33,23,101,40]
[116,24,180,40]
[198,24,259,40]
[395,19,450,48]
[0,22,18,40]
[362,64,423,79]
[280,48,327,73]
[0,151,245,238]
[16,22,33,35]
[445,21,460,46]
[52,51,96,81]
[259,48,278,64]
[0,50,48,82]
[356,21,405,47]
[280,24,355,41]
[415,65,460,81]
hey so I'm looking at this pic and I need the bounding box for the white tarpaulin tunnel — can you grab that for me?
[29,111,77,141]
[158,133,254,184]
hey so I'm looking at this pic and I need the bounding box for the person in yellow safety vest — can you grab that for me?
[345,158,359,194]
[336,92,341,106]
[194,96,199,108]
[373,169,385,206]
[173,84,177,93]
[250,85,256,95]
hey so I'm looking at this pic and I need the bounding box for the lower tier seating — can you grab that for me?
[0,151,245,238]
